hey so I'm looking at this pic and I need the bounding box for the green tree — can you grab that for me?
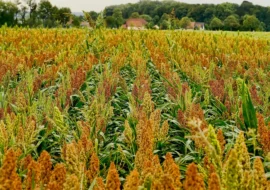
[224,15,240,31]
[160,20,170,30]
[105,16,116,28]
[210,17,223,30]
[160,13,170,22]
[25,0,37,19]
[215,3,238,20]
[89,11,98,21]
[130,12,140,18]
[140,14,152,22]
[20,6,28,25]
[242,15,262,31]
[153,15,160,24]
[179,17,191,29]
[38,0,53,26]
[113,8,124,27]
[56,7,72,26]
[71,15,81,27]
[0,1,18,26]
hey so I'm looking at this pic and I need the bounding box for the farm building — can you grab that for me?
[186,22,205,30]
[80,21,91,28]
[122,18,148,30]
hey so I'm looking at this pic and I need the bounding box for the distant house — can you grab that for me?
[186,22,205,30]
[122,18,148,30]
[80,21,90,28]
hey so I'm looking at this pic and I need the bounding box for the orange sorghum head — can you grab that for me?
[123,169,140,190]
[183,163,205,190]
[37,150,52,185]
[47,163,66,190]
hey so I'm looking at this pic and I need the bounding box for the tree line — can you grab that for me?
[0,0,82,27]
[1,0,270,31]
[102,0,270,31]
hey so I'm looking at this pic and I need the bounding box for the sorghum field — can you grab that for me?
[0,27,270,190]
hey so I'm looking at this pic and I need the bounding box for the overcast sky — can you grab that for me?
[48,0,269,12]
[9,0,270,12]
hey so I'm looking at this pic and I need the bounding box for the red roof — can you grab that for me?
[124,18,147,28]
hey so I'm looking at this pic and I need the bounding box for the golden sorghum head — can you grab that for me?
[208,173,221,190]
[93,177,105,190]
[86,151,100,184]
[135,120,154,173]
[64,142,81,176]
[135,119,145,147]
[141,155,163,184]
[105,162,120,190]
[80,133,93,155]
[257,113,270,154]
[124,120,133,144]
[141,160,154,184]
[183,163,205,190]
[25,160,41,190]
[151,174,176,190]
[234,132,250,171]
[0,121,8,148]
[10,171,22,190]
[217,129,226,154]
[47,163,66,190]
[0,149,22,190]
[150,109,161,138]
[223,149,241,189]
[159,120,169,142]
[253,157,267,189]
[16,92,27,112]
[142,92,154,117]
[16,126,24,144]
[38,150,52,185]
[163,153,182,188]
[206,125,223,178]
[0,149,16,175]
[63,174,80,190]
[140,120,154,151]
[123,169,140,190]
[152,155,163,179]
[21,154,33,171]
[241,170,252,190]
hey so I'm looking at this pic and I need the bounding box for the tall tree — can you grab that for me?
[0,1,18,26]
[224,15,240,31]
[242,15,263,31]
[210,17,223,30]
[130,12,140,18]
[113,8,124,28]
[38,0,53,26]
[56,7,72,26]
[179,17,191,29]
[25,0,37,19]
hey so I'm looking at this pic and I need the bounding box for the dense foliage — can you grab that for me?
[0,0,78,27]
[0,27,270,189]
[104,0,270,31]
